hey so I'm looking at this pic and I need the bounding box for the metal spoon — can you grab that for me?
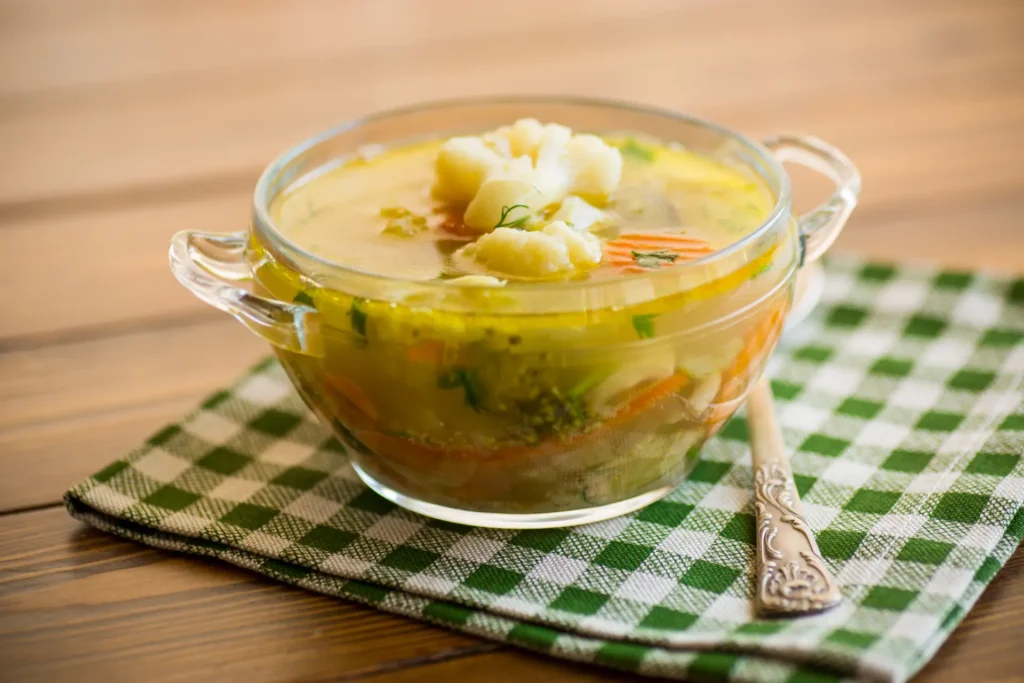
[747,377,842,616]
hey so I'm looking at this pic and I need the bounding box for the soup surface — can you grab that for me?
[272,122,774,282]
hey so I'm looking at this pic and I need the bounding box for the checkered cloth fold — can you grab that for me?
[66,256,1024,683]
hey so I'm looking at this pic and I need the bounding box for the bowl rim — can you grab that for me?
[251,94,794,294]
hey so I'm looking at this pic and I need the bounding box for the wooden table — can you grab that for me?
[2,1,1022,680]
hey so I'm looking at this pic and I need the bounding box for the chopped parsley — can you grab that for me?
[437,368,487,412]
[494,204,530,229]
[751,262,772,278]
[632,314,658,339]
[631,249,679,269]
[618,137,656,162]
[292,291,316,307]
[349,298,368,337]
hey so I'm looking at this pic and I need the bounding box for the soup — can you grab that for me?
[273,124,774,282]
[249,120,797,516]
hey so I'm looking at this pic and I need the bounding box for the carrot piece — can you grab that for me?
[406,340,444,364]
[609,373,690,427]
[705,297,790,424]
[617,233,713,246]
[604,232,715,272]
[323,374,380,422]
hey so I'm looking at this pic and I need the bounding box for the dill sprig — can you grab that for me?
[494,204,531,229]
[631,249,679,269]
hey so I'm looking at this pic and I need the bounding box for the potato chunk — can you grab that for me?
[462,157,563,232]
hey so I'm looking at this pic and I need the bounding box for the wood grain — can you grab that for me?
[0,319,259,430]
[0,0,1021,205]
[0,193,252,342]
[0,320,263,512]
[0,508,493,683]
[0,398,196,513]
[1,0,1022,680]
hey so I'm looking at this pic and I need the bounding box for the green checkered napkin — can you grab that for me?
[66,255,1024,683]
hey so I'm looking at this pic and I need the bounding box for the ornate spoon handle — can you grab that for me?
[746,378,842,616]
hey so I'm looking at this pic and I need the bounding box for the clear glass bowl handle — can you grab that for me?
[169,230,324,356]
[763,134,861,265]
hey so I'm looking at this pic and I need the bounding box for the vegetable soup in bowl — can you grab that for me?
[171,97,860,528]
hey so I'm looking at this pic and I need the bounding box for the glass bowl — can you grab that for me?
[170,97,860,528]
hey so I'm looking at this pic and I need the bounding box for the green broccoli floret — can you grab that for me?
[516,386,591,437]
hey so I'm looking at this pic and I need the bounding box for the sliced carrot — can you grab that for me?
[706,296,790,424]
[604,232,715,273]
[323,374,380,422]
[615,233,713,247]
[406,340,444,364]
[609,373,690,428]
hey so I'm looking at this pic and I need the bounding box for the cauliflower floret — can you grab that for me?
[535,123,573,165]
[502,118,544,158]
[433,120,623,232]
[433,137,505,204]
[542,221,603,267]
[462,220,602,278]
[550,195,605,231]
[565,134,622,196]
[480,131,513,158]
[463,227,571,276]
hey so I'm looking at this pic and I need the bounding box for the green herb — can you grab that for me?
[382,211,428,237]
[566,393,588,421]
[437,368,487,412]
[292,291,316,307]
[632,313,658,339]
[349,298,368,337]
[568,372,603,402]
[751,262,772,278]
[618,138,656,162]
[631,249,679,269]
[379,206,411,219]
[494,204,531,229]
